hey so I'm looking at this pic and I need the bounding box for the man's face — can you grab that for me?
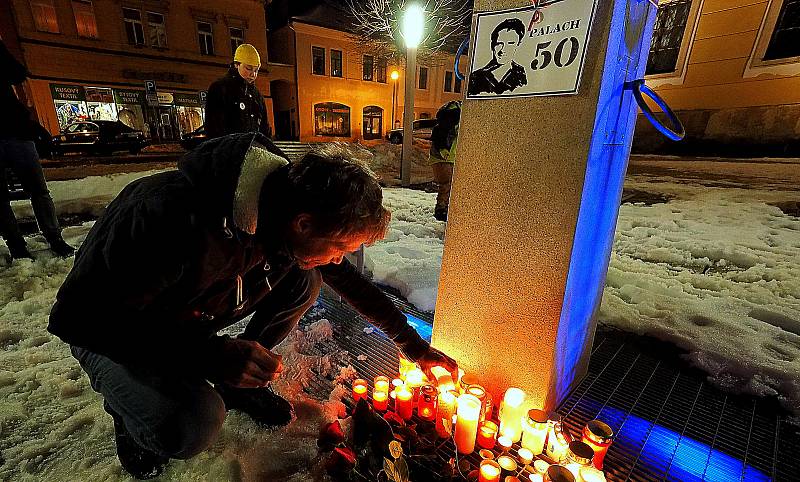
[492,29,521,65]
[290,232,372,270]
[237,62,259,83]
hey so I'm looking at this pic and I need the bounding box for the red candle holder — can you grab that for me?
[352,379,368,402]
[395,384,413,420]
[418,385,437,421]
[477,420,499,449]
[581,420,614,469]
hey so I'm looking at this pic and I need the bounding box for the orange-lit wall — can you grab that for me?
[288,22,466,142]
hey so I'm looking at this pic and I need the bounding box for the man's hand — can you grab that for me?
[416,346,458,382]
[215,338,283,388]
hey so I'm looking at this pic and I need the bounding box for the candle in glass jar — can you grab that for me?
[581,420,613,470]
[372,390,388,411]
[545,413,570,463]
[533,459,550,475]
[496,455,517,477]
[578,466,607,482]
[459,373,478,394]
[498,387,526,442]
[395,384,413,420]
[435,390,457,438]
[405,369,426,389]
[517,447,534,466]
[497,434,513,452]
[352,379,368,402]
[398,356,416,380]
[546,465,576,482]
[430,365,456,393]
[479,449,495,460]
[374,376,390,393]
[521,409,548,455]
[418,385,437,421]
[477,420,499,449]
[479,460,502,482]
[454,394,481,454]
[467,384,493,422]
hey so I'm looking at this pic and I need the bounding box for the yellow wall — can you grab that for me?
[290,22,465,142]
[9,0,277,135]
[648,0,800,110]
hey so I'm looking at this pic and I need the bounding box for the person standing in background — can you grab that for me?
[205,43,271,140]
[429,101,461,222]
[0,39,74,260]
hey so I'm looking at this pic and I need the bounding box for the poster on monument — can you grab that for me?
[466,0,599,99]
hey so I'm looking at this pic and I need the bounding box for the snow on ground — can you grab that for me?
[1,163,800,479]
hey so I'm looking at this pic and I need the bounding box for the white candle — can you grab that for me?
[579,466,607,482]
[454,394,481,454]
[517,447,534,465]
[430,365,456,393]
[435,390,457,438]
[498,387,526,442]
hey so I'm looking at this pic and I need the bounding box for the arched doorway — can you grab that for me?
[362,105,383,140]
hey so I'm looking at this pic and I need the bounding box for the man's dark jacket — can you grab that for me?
[48,133,428,378]
[204,67,271,139]
[0,40,52,148]
[467,60,527,96]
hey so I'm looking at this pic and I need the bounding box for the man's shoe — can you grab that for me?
[46,236,75,257]
[217,384,294,427]
[105,402,169,480]
[7,241,33,260]
[434,207,448,222]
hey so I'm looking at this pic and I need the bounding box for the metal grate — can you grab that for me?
[299,290,800,481]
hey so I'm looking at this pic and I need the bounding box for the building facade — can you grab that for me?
[635,0,800,155]
[268,3,466,142]
[3,0,291,141]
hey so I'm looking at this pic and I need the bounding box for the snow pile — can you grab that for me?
[365,188,446,311]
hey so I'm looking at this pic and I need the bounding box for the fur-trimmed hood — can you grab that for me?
[177,132,289,235]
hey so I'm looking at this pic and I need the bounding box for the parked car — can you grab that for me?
[386,118,438,144]
[52,120,149,155]
[179,125,207,150]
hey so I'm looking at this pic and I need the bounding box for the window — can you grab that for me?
[444,71,453,92]
[72,1,97,38]
[363,105,383,140]
[198,21,214,55]
[31,0,59,33]
[314,102,350,137]
[418,66,428,89]
[376,58,387,83]
[646,0,691,75]
[229,27,244,55]
[123,8,145,45]
[764,0,800,60]
[362,55,374,81]
[312,46,325,75]
[331,49,343,77]
[147,12,167,48]
[454,75,462,93]
[419,112,431,119]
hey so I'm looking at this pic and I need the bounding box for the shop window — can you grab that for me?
[646,0,691,75]
[147,12,167,48]
[314,102,350,137]
[229,27,244,55]
[312,46,325,75]
[419,112,431,119]
[376,58,387,83]
[444,71,453,92]
[198,21,214,55]
[72,1,97,38]
[84,86,118,121]
[764,0,800,60]
[331,49,343,77]
[30,0,59,33]
[418,66,428,89]
[363,105,383,140]
[454,75,462,93]
[363,55,374,81]
[123,8,145,45]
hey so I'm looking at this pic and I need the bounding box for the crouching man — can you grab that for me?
[48,133,457,479]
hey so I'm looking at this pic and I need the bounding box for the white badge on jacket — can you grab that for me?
[239,102,245,110]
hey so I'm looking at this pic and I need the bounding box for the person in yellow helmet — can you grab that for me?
[204,43,271,140]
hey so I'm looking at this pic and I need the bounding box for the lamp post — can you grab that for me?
[390,70,400,131]
[400,4,424,186]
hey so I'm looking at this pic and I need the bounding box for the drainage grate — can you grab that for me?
[299,290,800,481]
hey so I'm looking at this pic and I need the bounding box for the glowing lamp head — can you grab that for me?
[401,4,425,48]
[390,70,400,81]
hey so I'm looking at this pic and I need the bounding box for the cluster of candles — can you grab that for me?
[351,358,615,482]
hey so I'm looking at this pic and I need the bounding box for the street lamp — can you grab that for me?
[390,70,400,131]
[400,4,424,186]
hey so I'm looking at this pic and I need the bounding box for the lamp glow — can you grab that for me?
[390,70,400,81]
[401,4,424,48]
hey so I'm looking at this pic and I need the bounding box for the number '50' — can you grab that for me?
[530,37,580,70]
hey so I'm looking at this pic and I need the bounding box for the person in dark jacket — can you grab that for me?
[49,132,458,479]
[429,101,461,222]
[204,43,271,140]
[0,39,74,259]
